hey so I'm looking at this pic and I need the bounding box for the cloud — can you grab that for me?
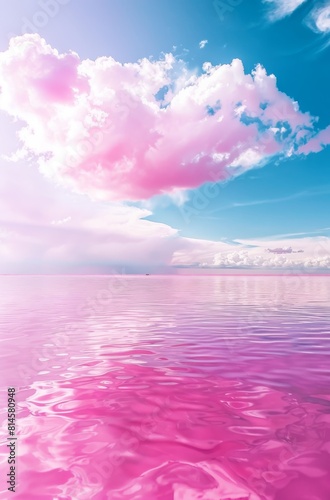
[266,0,330,40]
[227,237,330,269]
[0,160,180,273]
[306,4,330,33]
[173,236,330,270]
[267,246,303,254]
[1,158,329,273]
[298,125,330,154]
[263,0,308,21]
[0,34,329,202]
[199,40,208,49]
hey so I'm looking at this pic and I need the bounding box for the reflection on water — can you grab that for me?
[0,275,330,499]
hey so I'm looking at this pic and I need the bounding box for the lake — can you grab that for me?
[0,275,329,499]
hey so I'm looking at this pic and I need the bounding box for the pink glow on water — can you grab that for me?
[0,276,330,499]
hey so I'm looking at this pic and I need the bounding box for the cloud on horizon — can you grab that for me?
[0,35,330,202]
[0,160,329,273]
[173,236,330,270]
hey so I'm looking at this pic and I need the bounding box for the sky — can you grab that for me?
[0,0,330,273]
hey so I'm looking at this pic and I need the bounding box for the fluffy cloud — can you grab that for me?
[171,235,330,270]
[263,0,308,21]
[210,237,330,269]
[0,34,329,201]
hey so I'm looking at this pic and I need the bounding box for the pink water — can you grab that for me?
[0,275,330,499]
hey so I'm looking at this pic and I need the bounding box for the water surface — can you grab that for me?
[0,275,330,499]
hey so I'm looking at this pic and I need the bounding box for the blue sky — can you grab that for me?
[0,0,329,272]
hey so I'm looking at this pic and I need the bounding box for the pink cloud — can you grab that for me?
[0,34,329,202]
[298,126,330,154]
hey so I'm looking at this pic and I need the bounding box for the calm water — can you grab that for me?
[0,275,330,499]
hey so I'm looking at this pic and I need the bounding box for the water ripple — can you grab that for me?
[0,276,329,499]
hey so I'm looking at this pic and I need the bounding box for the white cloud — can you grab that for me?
[199,40,208,49]
[229,149,265,170]
[172,236,330,270]
[263,0,308,21]
[307,4,330,33]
